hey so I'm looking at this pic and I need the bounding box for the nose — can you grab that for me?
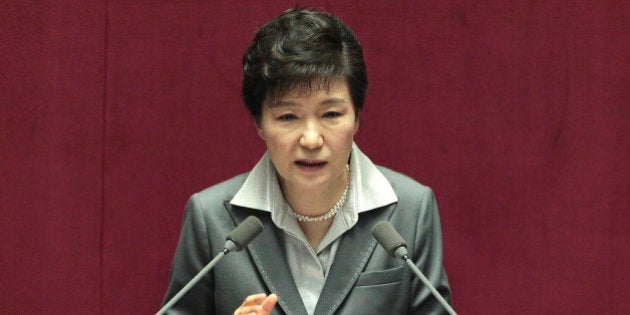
[299,124,324,149]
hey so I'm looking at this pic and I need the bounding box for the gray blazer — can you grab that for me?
[162,166,451,314]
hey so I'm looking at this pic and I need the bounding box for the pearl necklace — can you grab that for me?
[289,164,350,222]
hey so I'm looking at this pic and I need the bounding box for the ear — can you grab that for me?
[250,114,265,140]
[353,118,360,136]
[256,123,265,140]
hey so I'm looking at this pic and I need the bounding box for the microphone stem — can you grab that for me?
[403,257,457,315]
[156,250,228,315]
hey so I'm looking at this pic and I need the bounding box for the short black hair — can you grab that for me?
[242,8,367,124]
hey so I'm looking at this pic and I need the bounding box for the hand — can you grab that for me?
[233,293,278,315]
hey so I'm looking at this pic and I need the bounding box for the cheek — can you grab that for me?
[340,123,358,142]
[327,127,356,155]
[263,131,294,152]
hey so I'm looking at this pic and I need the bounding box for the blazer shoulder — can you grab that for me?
[376,165,433,197]
[193,172,249,207]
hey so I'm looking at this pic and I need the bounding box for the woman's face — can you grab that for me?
[257,79,359,192]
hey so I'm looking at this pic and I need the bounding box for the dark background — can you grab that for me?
[1,1,628,314]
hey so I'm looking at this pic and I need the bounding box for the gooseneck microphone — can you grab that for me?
[224,216,265,252]
[372,221,457,315]
[157,216,264,315]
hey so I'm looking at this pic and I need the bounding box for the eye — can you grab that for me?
[323,111,341,118]
[278,114,297,121]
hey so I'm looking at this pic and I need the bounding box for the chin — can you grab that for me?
[294,175,331,190]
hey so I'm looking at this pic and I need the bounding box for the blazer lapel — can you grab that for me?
[228,203,309,315]
[314,204,396,315]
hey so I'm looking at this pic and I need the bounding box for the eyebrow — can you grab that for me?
[269,97,348,108]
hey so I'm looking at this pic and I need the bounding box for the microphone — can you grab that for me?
[371,221,457,315]
[157,216,264,315]
[225,215,265,252]
[371,220,409,259]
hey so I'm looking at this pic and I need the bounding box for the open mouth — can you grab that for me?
[295,160,327,168]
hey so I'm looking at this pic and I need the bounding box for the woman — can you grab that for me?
[162,8,452,315]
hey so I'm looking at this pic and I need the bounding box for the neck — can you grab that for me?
[299,219,335,250]
[281,167,349,217]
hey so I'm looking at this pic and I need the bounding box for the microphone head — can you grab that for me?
[225,216,264,252]
[372,221,408,259]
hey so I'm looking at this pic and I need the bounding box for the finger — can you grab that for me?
[234,305,262,315]
[261,294,278,313]
[240,293,267,307]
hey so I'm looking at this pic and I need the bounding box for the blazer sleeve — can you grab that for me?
[161,194,214,314]
[409,187,452,314]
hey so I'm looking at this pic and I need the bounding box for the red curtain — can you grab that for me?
[1,1,627,314]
